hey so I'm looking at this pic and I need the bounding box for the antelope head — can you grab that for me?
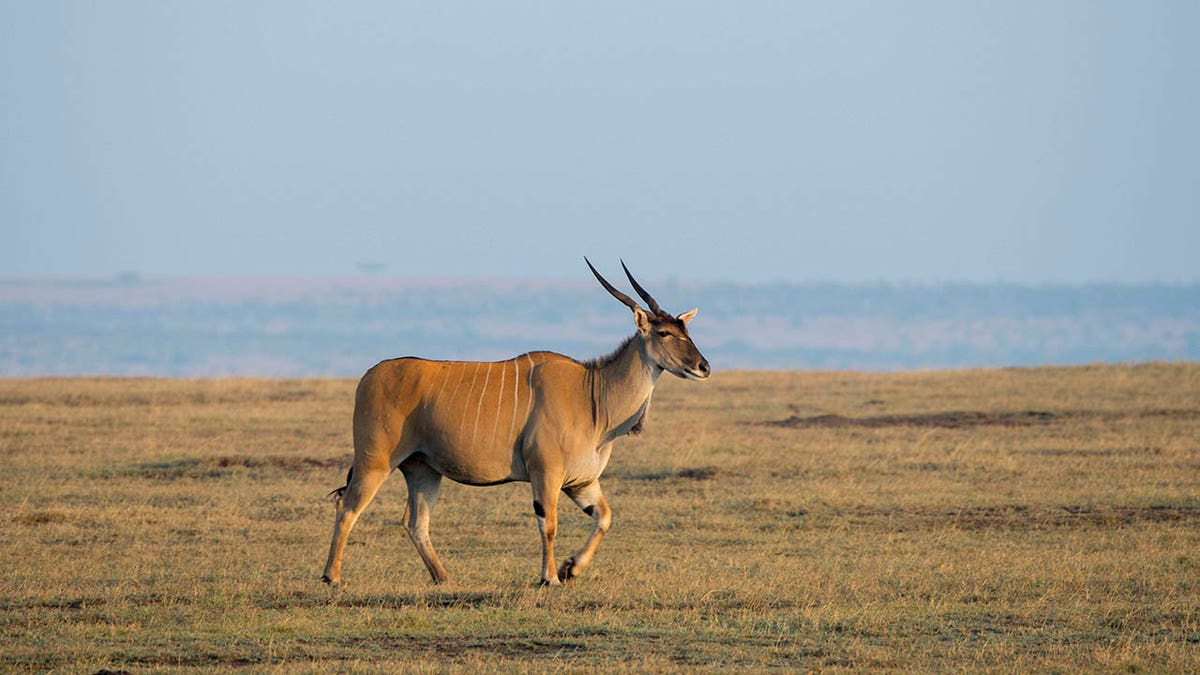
[585,258,711,381]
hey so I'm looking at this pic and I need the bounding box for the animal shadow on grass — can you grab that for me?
[261,589,506,611]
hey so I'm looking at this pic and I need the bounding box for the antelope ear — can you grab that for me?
[634,307,653,336]
[678,308,698,325]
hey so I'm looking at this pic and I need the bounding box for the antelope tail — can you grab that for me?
[328,466,354,500]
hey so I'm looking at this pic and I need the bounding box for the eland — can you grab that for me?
[321,258,710,587]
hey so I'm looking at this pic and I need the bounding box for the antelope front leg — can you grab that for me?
[559,481,612,581]
[531,473,563,586]
[400,456,450,585]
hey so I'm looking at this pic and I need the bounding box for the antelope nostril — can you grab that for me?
[699,360,710,375]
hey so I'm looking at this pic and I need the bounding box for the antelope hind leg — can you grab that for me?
[322,465,390,585]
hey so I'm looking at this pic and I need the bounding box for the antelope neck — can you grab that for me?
[591,334,660,438]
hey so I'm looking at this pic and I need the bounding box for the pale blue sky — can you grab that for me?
[2,1,1197,283]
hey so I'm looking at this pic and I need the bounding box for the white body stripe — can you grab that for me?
[466,362,481,406]
[431,362,451,407]
[524,353,535,423]
[446,363,467,405]
[473,363,492,446]
[491,361,506,448]
[510,358,520,441]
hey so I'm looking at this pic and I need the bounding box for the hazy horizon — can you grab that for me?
[4,275,1196,377]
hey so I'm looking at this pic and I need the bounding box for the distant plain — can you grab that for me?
[2,363,1197,671]
[2,276,1198,375]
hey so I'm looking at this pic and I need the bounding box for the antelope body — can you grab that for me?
[321,260,710,586]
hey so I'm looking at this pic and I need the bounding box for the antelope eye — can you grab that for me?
[656,329,672,338]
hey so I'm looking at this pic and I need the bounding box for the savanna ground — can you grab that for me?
[2,364,1198,672]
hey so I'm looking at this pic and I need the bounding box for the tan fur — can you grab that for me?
[321,264,709,586]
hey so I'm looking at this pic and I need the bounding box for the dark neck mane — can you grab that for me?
[580,334,639,371]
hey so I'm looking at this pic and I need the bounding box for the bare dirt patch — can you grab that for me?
[845,504,1200,531]
[759,408,1200,429]
[1015,446,1163,458]
[762,410,1058,429]
[327,635,591,661]
[614,466,720,481]
[99,455,345,480]
[206,455,344,471]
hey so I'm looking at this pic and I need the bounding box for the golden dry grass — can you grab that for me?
[1,364,1198,671]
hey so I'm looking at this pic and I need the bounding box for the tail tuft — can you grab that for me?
[328,466,354,501]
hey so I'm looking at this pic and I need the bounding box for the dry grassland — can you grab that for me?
[2,364,1198,672]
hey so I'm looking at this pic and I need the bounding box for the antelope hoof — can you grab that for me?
[557,557,578,582]
[538,576,562,588]
[321,574,339,586]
